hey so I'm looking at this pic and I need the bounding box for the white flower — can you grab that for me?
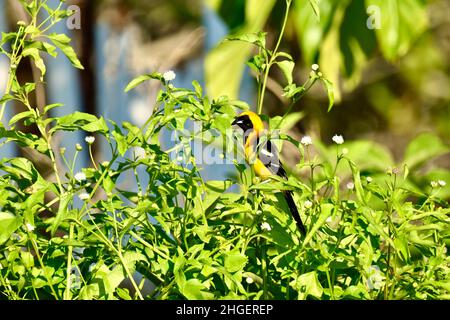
[367,265,384,290]
[74,172,87,182]
[431,181,438,188]
[311,64,320,71]
[366,176,373,183]
[25,223,35,232]
[438,180,446,187]
[332,134,344,145]
[346,182,355,190]
[301,135,313,146]
[163,70,176,81]
[78,192,90,201]
[85,136,95,145]
[246,277,254,284]
[261,222,272,231]
[304,200,313,209]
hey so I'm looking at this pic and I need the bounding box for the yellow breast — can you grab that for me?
[244,131,273,179]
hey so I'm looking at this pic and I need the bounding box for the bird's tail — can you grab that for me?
[283,190,306,236]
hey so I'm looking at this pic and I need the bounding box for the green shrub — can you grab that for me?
[0,0,448,300]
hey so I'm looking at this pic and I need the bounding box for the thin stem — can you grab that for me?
[77,153,119,219]
[71,150,79,175]
[88,145,98,170]
[261,239,268,300]
[326,268,335,300]
[74,208,144,300]
[64,223,75,300]
[257,0,292,115]
[323,150,343,198]
[258,66,271,115]
[0,26,26,122]
[28,234,59,299]
[106,197,145,300]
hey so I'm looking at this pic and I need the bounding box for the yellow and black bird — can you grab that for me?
[232,111,307,235]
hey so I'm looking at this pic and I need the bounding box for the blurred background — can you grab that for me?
[0,0,449,182]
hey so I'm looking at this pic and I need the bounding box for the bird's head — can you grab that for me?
[231,111,264,135]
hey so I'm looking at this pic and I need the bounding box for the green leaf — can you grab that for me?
[0,94,15,105]
[0,127,48,154]
[276,60,295,85]
[360,208,395,247]
[246,54,266,73]
[394,236,410,263]
[22,47,46,80]
[292,271,323,299]
[348,159,366,205]
[112,128,128,156]
[122,251,146,271]
[51,192,72,235]
[23,82,36,95]
[2,157,38,181]
[9,110,35,127]
[124,73,163,92]
[282,84,306,100]
[1,32,18,46]
[226,31,266,48]
[20,251,34,269]
[81,116,108,133]
[47,33,84,69]
[0,212,22,245]
[54,112,108,133]
[321,78,334,111]
[404,133,449,169]
[44,103,64,114]
[180,278,214,300]
[192,80,203,97]
[24,41,57,58]
[47,33,71,44]
[224,251,247,273]
[116,288,132,300]
[303,203,334,246]
[79,284,99,300]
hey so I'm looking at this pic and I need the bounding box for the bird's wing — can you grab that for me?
[256,137,287,179]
